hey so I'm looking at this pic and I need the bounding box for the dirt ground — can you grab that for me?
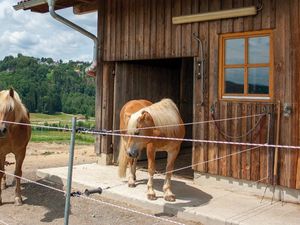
[0,143,201,225]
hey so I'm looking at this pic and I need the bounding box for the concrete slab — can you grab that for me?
[37,164,300,225]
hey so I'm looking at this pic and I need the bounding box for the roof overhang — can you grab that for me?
[13,0,97,14]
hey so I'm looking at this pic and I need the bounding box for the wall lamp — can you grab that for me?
[172,6,257,25]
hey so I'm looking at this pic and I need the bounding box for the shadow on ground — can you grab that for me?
[137,178,212,217]
[21,179,66,223]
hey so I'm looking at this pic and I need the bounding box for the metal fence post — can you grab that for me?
[64,117,76,225]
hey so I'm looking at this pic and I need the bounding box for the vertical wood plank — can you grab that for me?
[241,104,248,179]
[290,1,300,189]
[181,0,192,57]
[243,0,254,31]
[129,0,136,60]
[233,0,244,32]
[259,105,268,182]
[287,0,299,189]
[123,0,130,59]
[136,0,144,59]
[104,0,111,60]
[156,0,165,58]
[95,0,106,155]
[172,0,182,57]
[101,63,115,157]
[199,0,209,173]
[251,104,260,181]
[150,0,157,58]
[221,0,233,34]
[191,0,199,56]
[165,0,172,57]
[207,0,221,175]
[231,103,240,178]
[262,0,271,29]
[115,0,122,60]
[253,0,262,30]
[192,57,202,171]
[218,102,227,176]
[275,0,293,188]
[110,0,116,60]
[143,0,151,57]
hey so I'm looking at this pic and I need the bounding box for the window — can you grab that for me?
[219,30,273,100]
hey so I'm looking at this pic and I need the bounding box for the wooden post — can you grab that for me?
[94,0,105,156]
[99,62,115,164]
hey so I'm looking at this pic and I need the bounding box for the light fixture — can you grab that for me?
[172,6,257,25]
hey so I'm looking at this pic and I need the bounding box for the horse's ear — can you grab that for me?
[140,111,148,120]
[9,88,14,98]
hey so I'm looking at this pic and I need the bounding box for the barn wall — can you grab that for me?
[101,0,300,189]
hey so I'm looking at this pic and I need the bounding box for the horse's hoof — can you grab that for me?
[14,197,22,206]
[164,195,176,202]
[147,194,157,201]
[128,183,136,188]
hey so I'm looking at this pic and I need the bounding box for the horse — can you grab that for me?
[118,98,185,202]
[0,88,31,205]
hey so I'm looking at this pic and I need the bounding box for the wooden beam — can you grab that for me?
[73,1,97,15]
[13,0,47,11]
[172,6,257,25]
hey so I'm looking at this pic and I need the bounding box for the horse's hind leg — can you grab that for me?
[14,150,25,206]
[128,158,137,187]
[146,143,157,200]
[0,156,5,205]
[163,147,180,202]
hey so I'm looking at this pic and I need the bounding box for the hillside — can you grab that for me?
[0,54,95,116]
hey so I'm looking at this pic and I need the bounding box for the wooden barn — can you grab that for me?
[14,0,300,191]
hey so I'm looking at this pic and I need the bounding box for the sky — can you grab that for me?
[0,0,97,62]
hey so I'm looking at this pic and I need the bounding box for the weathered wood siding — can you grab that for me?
[100,0,300,189]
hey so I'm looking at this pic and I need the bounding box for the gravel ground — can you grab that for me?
[0,143,201,225]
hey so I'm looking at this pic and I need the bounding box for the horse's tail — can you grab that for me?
[118,137,128,178]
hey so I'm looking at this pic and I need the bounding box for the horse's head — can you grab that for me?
[125,110,157,158]
[0,88,19,138]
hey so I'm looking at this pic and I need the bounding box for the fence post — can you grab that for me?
[64,117,77,225]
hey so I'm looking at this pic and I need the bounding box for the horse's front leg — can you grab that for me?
[14,150,25,206]
[128,158,137,187]
[163,148,180,202]
[146,143,156,200]
[0,156,5,205]
[1,157,8,190]
[1,174,6,190]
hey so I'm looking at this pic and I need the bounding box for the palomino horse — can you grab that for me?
[118,99,185,202]
[0,88,31,205]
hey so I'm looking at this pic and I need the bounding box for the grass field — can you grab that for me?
[30,113,96,145]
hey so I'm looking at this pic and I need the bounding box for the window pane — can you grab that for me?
[225,39,245,65]
[248,36,270,64]
[225,68,244,94]
[248,67,269,94]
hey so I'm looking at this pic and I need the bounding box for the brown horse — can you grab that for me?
[118,99,185,202]
[0,88,31,205]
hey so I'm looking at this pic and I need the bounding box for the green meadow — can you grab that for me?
[30,113,95,145]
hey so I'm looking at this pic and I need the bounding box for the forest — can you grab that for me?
[0,54,95,116]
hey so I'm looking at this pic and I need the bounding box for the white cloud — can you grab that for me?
[0,0,97,62]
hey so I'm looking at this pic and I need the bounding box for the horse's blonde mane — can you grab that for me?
[128,99,182,138]
[0,90,28,122]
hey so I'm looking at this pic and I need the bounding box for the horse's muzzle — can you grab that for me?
[127,148,139,158]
